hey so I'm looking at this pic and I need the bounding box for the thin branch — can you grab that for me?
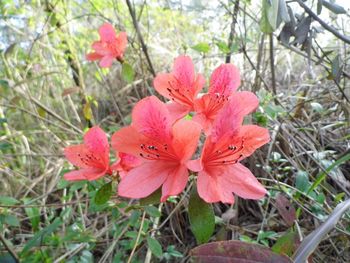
[127,212,146,263]
[296,0,350,45]
[269,33,277,99]
[225,0,240,63]
[125,0,156,77]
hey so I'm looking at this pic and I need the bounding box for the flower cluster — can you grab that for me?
[86,23,127,67]
[65,24,270,204]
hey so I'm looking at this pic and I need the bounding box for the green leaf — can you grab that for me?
[334,192,345,203]
[188,187,215,244]
[317,0,323,14]
[308,153,350,195]
[328,54,342,83]
[22,217,63,254]
[140,188,161,206]
[191,42,210,53]
[257,230,278,242]
[216,41,230,54]
[0,253,17,263]
[322,0,346,14]
[0,253,18,263]
[295,171,310,193]
[267,0,280,30]
[260,0,275,33]
[24,206,40,231]
[0,79,10,90]
[1,214,20,227]
[278,0,290,24]
[94,181,112,205]
[122,63,135,83]
[37,106,46,118]
[147,236,163,258]
[144,206,161,217]
[0,196,19,205]
[83,101,93,121]
[272,231,299,257]
[166,245,183,258]
[316,193,325,204]
[0,80,9,88]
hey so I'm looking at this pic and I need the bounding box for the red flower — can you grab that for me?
[193,63,241,134]
[111,96,201,202]
[187,92,270,203]
[86,23,127,68]
[153,56,205,121]
[64,126,111,181]
[111,153,142,178]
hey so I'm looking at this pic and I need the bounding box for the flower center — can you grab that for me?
[205,138,245,166]
[78,152,104,168]
[139,143,178,161]
[167,78,194,107]
[204,93,229,118]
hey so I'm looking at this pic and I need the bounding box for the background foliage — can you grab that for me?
[0,0,350,262]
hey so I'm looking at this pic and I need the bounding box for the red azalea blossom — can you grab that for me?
[111,96,201,202]
[187,92,270,203]
[64,126,112,181]
[153,55,205,121]
[86,23,127,68]
[111,152,142,178]
[193,63,241,134]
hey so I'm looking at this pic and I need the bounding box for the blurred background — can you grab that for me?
[0,0,350,262]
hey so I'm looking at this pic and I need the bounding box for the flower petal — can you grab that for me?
[111,126,147,156]
[238,125,270,159]
[171,119,201,161]
[219,163,267,199]
[193,93,227,135]
[92,41,110,56]
[115,31,127,58]
[99,23,116,42]
[64,145,91,168]
[132,96,172,142]
[86,52,103,61]
[64,168,106,181]
[209,64,240,96]
[197,170,233,203]
[84,126,109,166]
[194,74,206,96]
[118,161,169,199]
[99,56,114,68]
[153,73,176,101]
[166,102,190,123]
[173,55,195,89]
[192,112,213,135]
[211,91,259,142]
[111,153,142,178]
[186,159,202,172]
[161,165,188,202]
